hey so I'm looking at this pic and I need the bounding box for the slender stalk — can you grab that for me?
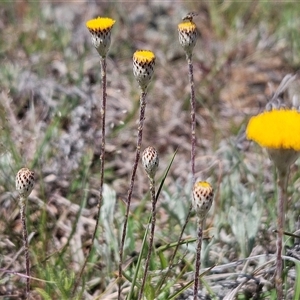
[275,168,289,300]
[138,177,157,299]
[73,57,107,295]
[193,218,204,300]
[20,196,30,298]
[187,54,196,184]
[118,91,148,299]
[156,54,196,293]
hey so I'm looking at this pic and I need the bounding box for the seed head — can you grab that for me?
[133,50,155,91]
[16,168,35,198]
[178,20,198,57]
[192,181,214,221]
[86,17,116,58]
[142,146,159,179]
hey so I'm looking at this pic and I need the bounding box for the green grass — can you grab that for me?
[1,1,300,299]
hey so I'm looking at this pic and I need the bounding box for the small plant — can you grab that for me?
[118,50,156,299]
[178,12,198,183]
[73,16,116,295]
[15,167,35,298]
[192,181,214,300]
[246,109,300,299]
[138,146,159,299]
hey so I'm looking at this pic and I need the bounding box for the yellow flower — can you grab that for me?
[86,17,116,57]
[133,50,155,91]
[246,109,300,173]
[178,21,197,57]
[86,17,115,32]
[246,109,300,150]
[133,50,155,64]
[178,21,197,33]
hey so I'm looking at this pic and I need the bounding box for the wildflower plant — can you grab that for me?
[15,168,35,297]
[246,108,300,299]
[138,146,159,299]
[177,13,205,299]
[86,17,116,58]
[118,50,155,298]
[192,181,214,300]
[157,14,200,295]
[73,16,115,294]
[178,13,198,182]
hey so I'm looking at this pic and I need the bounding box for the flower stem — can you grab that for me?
[138,177,157,300]
[73,57,107,295]
[187,54,196,184]
[193,218,204,300]
[155,55,196,292]
[118,91,147,299]
[275,168,289,300]
[20,196,30,298]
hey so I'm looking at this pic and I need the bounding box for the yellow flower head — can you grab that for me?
[86,17,116,32]
[246,109,300,150]
[178,21,197,33]
[133,50,155,91]
[178,21,197,57]
[133,50,155,64]
[86,17,116,58]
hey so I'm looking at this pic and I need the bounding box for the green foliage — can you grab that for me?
[35,265,78,300]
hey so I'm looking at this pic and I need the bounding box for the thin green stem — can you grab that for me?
[138,177,157,299]
[20,196,30,298]
[193,218,204,300]
[275,168,289,300]
[72,57,107,295]
[118,91,148,299]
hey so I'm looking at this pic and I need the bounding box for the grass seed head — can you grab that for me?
[86,17,116,58]
[16,168,35,198]
[133,50,155,91]
[142,146,159,179]
[192,181,214,221]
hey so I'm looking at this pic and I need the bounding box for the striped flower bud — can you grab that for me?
[192,181,214,221]
[133,50,155,91]
[142,146,159,179]
[16,168,35,198]
[86,17,116,58]
[178,20,197,57]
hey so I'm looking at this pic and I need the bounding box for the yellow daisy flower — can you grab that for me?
[246,109,300,172]
[178,20,197,57]
[86,17,116,57]
[246,107,300,297]
[133,50,155,91]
